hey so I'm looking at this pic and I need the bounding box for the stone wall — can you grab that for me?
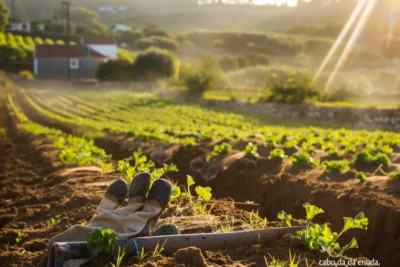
[199,99,400,131]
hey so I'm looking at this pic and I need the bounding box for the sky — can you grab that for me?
[198,0,299,7]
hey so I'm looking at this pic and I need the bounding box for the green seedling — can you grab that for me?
[15,231,25,245]
[98,161,113,176]
[47,214,61,227]
[290,152,320,168]
[171,181,181,199]
[322,160,350,174]
[352,150,390,168]
[138,247,147,264]
[187,175,195,204]
[249,211,268,230]
[87,228,117,261]
[206,142,232,161]
[268,148,287,160]
[356,172,368,182]
[111,247,126,267]
[278,203,368,257]
[277,210,292,227]
[193,185,214,215]
[245,142,259,158]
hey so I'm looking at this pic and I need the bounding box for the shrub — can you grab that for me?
[96,59,132,81]
[44,38,54,45]
[304,38,334,57]
[246,53,270,66]
[137,36,178,51]
[184,56,227,99]
[0,44,27,68]
[117,30,144,45]
[218,56,239,72]
[260,71,321,104]
[18,70,34,80]
[322,87,357,102]
[132,48,178,81]
[143,27,169,38]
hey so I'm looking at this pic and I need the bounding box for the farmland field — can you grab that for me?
[1,80,400,266]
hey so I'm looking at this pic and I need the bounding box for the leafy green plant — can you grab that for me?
[87,228,118,261]
[98,161,113,176]
[171,181,181,199]
[268,148,287,160]
[279,203,368,257]
[117,149,178,186]
[187,175,195,204]
[193,185,213,215]
[47,214,61,227]
[352,150,391,168]
[322,160,350,174]
[15,231,24,245]
[356,172,368,182]
[206,142,232,161]
[290,152,320,168]
[245,142,259,158]
[277,210,292,227]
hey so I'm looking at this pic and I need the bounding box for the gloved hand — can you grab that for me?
[38,172,172,267]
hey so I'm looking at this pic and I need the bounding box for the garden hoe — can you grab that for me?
[46,226,304,267]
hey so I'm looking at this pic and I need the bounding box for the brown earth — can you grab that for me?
[3,93,400,266]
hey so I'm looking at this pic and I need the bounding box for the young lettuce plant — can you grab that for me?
[277,210,292,227]
[206,142,232,162]
[356,172,368,182]
[278,203,369,257]
[244,142,259,158]
[290,152,320,169]
[322,160,350,174]
[87,228,118,262]
[268,148,287,160]
[194,185,213,215]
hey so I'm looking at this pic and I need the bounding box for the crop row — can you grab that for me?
[0,32,75,53]
[8,93,111,171]
[21,89,400,178]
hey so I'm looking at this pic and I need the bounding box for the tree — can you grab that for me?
[0,44,27,69]
[133,48,178,81]
[70,6,99,24]
[96,59,132,81]
[184,56,228,99]
[0,0,9,32]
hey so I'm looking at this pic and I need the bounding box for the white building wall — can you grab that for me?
[34,59,38,75]
[88,45,118,59]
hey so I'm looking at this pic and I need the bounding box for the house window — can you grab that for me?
[70,59,79,69]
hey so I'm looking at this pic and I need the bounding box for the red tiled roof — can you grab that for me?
[82,36,116,45]
[34,45,107,59]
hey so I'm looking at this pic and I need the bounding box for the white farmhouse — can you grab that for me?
[81,36,118,59]
[111,23,133,32]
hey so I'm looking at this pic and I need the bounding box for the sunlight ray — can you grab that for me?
[312,0,368,86]
[325,0,378,93]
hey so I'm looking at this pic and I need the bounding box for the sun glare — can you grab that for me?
[198,0,298,7]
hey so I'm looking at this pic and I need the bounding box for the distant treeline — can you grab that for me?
[186,30,304,56]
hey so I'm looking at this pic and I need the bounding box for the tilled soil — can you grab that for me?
[2,95,400,266]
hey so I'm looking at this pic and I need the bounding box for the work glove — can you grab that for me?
[38,172,172,267]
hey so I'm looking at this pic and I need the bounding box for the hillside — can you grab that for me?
[5,0,356,30]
